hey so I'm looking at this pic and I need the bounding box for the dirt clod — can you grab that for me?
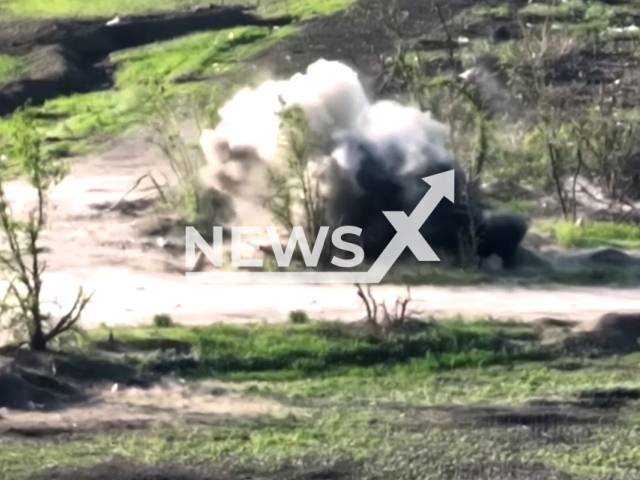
[592,311,640,340]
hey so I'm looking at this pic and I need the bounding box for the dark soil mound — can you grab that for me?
[0,371,64,411]
[0,44,110,115]
[592,311,640,341]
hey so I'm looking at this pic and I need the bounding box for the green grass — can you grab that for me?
[0,25,295,146]
[4,406,640,479]
[92,319,550,382]
[5,320,640,479]
[0,0,353,155]
[468,4,511,20]
[87,320,640,407]
[520,0,589,22]
[255,353,640,404]
[0,0,352,19]
[536,221,640,250]
[258,0,352,19]
[0,0,207,17]
[112,26,294,87]
[0,54,22,82]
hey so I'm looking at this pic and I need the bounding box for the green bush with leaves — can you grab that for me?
[263,99,333,267]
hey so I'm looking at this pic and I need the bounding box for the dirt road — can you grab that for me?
[35,272,640,330]
[1,129,637,332]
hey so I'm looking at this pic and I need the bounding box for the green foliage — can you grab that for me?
[0,54,23,82]
[538,220,640,250]
[0,0,353,19]
[112,27,295,88]
[153,313,175,328]
[0,0,203,17]
[521,0,588,22]
[264,101,331,266]
[95,319,552,381]
[141,82,232,238]
[6,109,68,189]
[288,309,310,324]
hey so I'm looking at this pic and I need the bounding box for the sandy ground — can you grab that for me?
[0,129,638,334]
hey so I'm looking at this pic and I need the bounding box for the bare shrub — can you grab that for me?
[0,108,92,351]
[533,111,640,221]
[355,284,422,327]
[143,83,233,238]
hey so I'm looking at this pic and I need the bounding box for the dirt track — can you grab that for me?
[0,128,636,332]
[0,0,638,334]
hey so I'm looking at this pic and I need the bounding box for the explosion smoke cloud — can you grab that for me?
[199,58,528,268]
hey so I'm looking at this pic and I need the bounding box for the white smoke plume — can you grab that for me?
[199,59,452,218]
[201,59,447,183]
[198,58,529,267]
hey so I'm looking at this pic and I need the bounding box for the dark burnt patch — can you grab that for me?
[576,387,640,408]
[449,403,613,428]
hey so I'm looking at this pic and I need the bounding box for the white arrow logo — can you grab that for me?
[186,170,455,284]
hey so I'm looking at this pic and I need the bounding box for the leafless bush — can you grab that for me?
[143,83,233,236]
[355,284,422,327]
[1,108,93,351]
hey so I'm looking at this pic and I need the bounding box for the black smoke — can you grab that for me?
[324,134,529,268]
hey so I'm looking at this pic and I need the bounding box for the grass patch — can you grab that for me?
[470,4,511,20]
[5,406,640,480]
[37,87,154,141]
[258,0,352,19]
[112,26,295,87]
[0,54,23,82]
[0,0,206,18]
[0,412,378,479]
[0,0,353,19]
[255,353,640,404]
[4,407,640,480]
[7,321,640,479]
[0,0,350,152]
[0,25,294,145]
[520,0,589,22]
[93,319,550,382]
[536,221,640,250]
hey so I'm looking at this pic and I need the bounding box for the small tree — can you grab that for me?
[263,99,333,267]
[0,108,92,351]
